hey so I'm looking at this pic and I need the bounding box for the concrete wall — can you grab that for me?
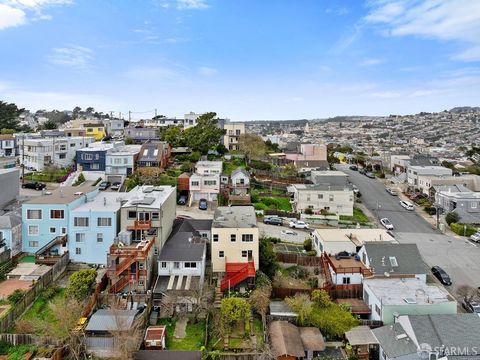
[0,168,19,208]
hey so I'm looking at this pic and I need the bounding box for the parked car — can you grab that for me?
[110,182,121,191]
[21,181,46,190]
[349,165,358,171]
[198,198,208,210]
[365,172,375,179]
[289,220,309,229]
[281,229,297,236]
[431,266,452,285]
[263,217,283,226]
[177,195,187,205]
[386,188,398,196]
[400,200,415,211]
[99,181,111,190]
[461,298,480,313]
[469,232,480,243]
[380,217,394,230]
[359,168,366,175]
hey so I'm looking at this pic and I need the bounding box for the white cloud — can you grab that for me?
[176,0,208,10]
[359,58,383,66]
[198,66,217,76]
[365,0,480,61]
[0,3,26,29]
[124,66,184,81]
[48,45,93,68]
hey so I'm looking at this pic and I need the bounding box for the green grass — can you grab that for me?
[0,341,36,360]
[253,196,292,212]
[223,158,246,175]
[169,319,205,350]
[24,168,70,183]
[339,208,370,223]
[19,255,35,263]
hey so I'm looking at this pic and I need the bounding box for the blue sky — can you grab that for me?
[1,0,480,120]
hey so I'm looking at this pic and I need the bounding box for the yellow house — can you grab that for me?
[83,124,106,141]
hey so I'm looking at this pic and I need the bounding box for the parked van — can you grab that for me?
[400,200,414,211]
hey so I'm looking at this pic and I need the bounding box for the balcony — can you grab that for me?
[127,219,152,230]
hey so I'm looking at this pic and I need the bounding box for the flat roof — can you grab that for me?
[212,206,257,228]
[195,160,222,168]
[291,184,351,191]
[329,256,368,270]
[24,182,96,205]
[313,229,394,245]
[121,185,175,209]
[363,278,454,306]
[310,170,348,177]
[108,145,142,155]
[71,192,125,212]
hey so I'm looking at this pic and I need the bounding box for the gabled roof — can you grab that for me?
[85,309,137,332]
[372,323,418,359]
[269,321,306,358]
[363,243,428,275]
[231,168,249,177]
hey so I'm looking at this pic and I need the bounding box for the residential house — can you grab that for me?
[311,229,395,256]
[105,144,141,182]
[423,174,480,198]
[0,135,15,157]
[189,161,223,202]
[0,168,19,209]
[289,183,354,216]
[153,218,211,311]
[76,142,122,172]
[211,206,258,291]
[322,254,371,286]
[21,182,99,257]
[407,166,452,189]
[183,112,202,129]
[63,128,86,137]
[83,123,106,141]
[373,314,480,360]
[144,117,184,128]
[124,127,158,143]
[310,170,349,186]
[230,168,250,195]
[435,185,480,223]
[136,141,170,175]
[269,320,325,360]
[103,118,124,137]
[390,154,410,174]
[221,122,245,151]
[0,212,22,258]
[345,326,379,360]
[68,192,124,265]
[19,136,94,171]
[285,143,329,170]
[363,278,457,324]
[357,243,428,281]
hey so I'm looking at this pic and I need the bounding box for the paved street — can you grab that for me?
[337,164,480,296]
[258,222,311,244]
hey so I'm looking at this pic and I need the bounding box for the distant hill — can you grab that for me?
[449,106,480,113]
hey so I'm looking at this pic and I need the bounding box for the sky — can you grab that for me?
[1,0,480,121]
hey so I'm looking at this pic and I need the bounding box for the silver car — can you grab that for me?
[469,232,480,243]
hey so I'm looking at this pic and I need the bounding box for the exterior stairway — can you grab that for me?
[220,259,255,292]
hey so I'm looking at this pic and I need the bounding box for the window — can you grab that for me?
[61,227,67,234]
[191,181,199,186]
[307,196,311,202]
[230,234,236,242]
[161,262,167,268]
[219,251,224,258]
[59,153,66,159]
[242,234,253,242]
[29,241,39,247]
[28,225,39,235]
[342,277,351,284]
[49,227,56,234]
[242,251,248,258]
[174,261,180,269]
[204,180,216,186]
[97,217,112,226]
[128,211,137,219]
[74,217,89,227]
[97,233,103,242]
[472,202,478,209]
[76,248,81,255]
[50,209,64,219]
[152,212,159,220]
[375,304,381,316]
[213,234,218,242]
[200,232,208,238]
[184,262,197,268]
[318,194,323,199]
[329,194,334,202]
[90,163,99,170]
[83,153,93,160]
[27,209,42,220]
[76,233,85,242]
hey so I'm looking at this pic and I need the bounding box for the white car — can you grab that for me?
[400,200,415,211]
[281,229,298,236]
[289,220,310,229]
[469,232,480,243]
[380,217,394,230]
[386,188,398,196]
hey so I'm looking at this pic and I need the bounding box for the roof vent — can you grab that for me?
[403,297,417,304]
[396,333,408,340]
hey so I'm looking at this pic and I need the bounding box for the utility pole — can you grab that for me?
[110,111,113,119]
[128,111,131,122]
[119,112,122,120]
[21,136,25,183]
[154,108,157,117]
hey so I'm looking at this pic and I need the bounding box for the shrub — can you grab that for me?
[303,238,312,252]
[450,223,477,237]
[66,268,97,301]
[92,177,102,186]
[42,285,60,300]
[307,277,318,288]
[304,208,313,215]
[306,250,317,256]
[424,206,437,215]
[73,172,85,186]
[8,289,25,304]
[445,211,459,225]
[249,160,272,171]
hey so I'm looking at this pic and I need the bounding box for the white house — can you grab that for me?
[189,161,223,202]
[105,144,142,182]
[407,166,452,189]
[289,184,354,216]
[230,168,250,195]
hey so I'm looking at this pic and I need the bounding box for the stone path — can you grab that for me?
[173,317,188,339]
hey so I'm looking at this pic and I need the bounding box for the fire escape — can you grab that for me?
[220,258,256,292]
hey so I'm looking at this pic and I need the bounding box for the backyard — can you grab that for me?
[223,158,246,175]
[23,167,72,183]
[157,317,205,350]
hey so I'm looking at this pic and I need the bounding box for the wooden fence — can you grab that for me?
[275,253,322,266]
[82,273,108,317]
[0,253,69,332]
[0,333,62,347]
[218,353,270,360]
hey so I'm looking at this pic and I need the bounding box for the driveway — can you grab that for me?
[337,164,480,296]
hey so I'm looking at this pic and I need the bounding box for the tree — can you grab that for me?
[249,283,272,321]
[183,112,225,154]
[259,237,279,279]
[161,126,184,147]
[7,289,25,304]
[311,289,331,308]
[66,268,97,301]
[219,297,250,334]
[442,160,455,169]
[85,107,95,114]
[43,119,58,129]
[445,211,459,225]
[72,106,82,119]
[237,133,266,164]
[0,101,24,131]
[265,139,279,153]
[284,293,313,325]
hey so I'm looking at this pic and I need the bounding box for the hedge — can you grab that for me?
[450,222,478,237]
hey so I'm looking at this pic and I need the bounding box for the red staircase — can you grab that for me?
[220,259,255,292]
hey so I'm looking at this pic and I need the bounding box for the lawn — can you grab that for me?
[19,255,35,263]
[24,168,71,183]
[157,318,205,350]
[253,196,292,212]
[339,208,370,224]
[0,341,36,360]
[223,158,246,175]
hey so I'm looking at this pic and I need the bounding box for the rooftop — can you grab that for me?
[314,229,395,245]
[363,278,454,306]
[108,145,142,155]
[24,182,97,205]
[195,160,223,168]
[371,323,417,359]
[71,192,125,212]
[121,185,175,209]
[310,170,348,177]
[212,206,257,228]
[85,309,138,332]
[289,183,352,191]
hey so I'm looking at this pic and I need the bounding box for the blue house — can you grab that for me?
[22,183,99,254]
[76,142,125,172]
[0,212,22,258]
[69,192,124,265]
